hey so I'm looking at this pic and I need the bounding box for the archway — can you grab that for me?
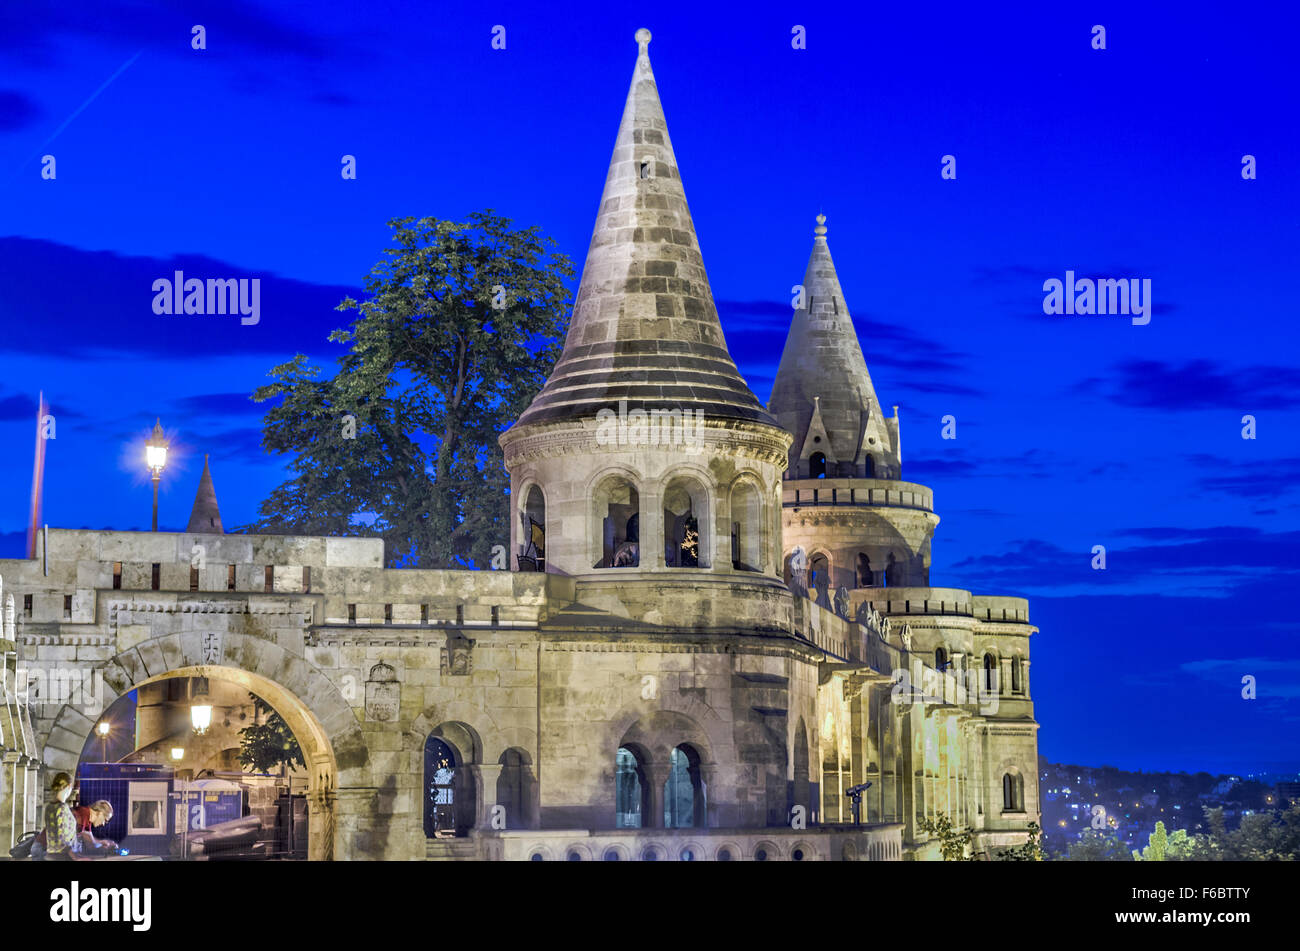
[424,723,479,837]
[616,745,650,828]
[76,675,312,859]
[664,744,706,828]
[663,475,709,568]
[593,476,640,568]
[46,653,353,861]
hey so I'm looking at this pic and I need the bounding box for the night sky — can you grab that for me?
[0,2,1296,777]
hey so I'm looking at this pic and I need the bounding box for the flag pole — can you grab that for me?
[26,392,47,560]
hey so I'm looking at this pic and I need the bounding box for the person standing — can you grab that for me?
[41,772,79,861]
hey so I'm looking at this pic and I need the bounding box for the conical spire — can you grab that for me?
[186,455,224,534]
[513,29,775,428]
[769,215,898,477]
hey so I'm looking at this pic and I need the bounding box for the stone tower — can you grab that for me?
[770,216,938,601]
[501,29,792,625]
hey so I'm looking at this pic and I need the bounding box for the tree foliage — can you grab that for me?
[917,814,975,860]
[237,694,305,774]
[996,821,1045,861]
[240,212,574,568]
[1066,829,1134,861]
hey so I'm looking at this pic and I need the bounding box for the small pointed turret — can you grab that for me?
[186,455,224,534]
[512,28,774,428]
[769,214,898,479]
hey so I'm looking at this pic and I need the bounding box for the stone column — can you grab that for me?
[643,489,664,569]
[699,763,719,827]
[644,760,669,828]
[478,762,503,829]
[0,755,16,849]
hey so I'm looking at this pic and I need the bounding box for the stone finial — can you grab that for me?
[814,213,827,236]
[635,28,652,49]
[187,454,224,534]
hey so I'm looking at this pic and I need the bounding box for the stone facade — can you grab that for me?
[0,30,1038,861]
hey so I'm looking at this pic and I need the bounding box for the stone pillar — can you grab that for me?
[699,763,719,827]
[643,489,664,569]
[644,761,669,828]
[478,762,503,829]
[0,756,16,849]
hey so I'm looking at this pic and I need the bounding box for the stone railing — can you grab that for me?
[783,479,933,513]
[473,823,904,862]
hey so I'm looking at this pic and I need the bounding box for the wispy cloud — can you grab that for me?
[1072,360,1300,411]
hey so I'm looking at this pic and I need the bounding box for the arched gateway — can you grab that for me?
[40,631,367,861]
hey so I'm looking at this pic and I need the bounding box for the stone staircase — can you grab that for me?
[425,837,478,861]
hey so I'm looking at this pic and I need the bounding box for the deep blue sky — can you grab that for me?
[1,2,1297,776]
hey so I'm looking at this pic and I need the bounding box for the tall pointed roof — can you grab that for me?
[769,215,896,474]
[513,29,775,428]
[186,455,224,534]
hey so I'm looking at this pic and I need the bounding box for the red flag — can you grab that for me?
[27,392,48,560]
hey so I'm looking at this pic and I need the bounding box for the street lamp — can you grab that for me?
[190,681,212,736]
[96,720,110,761]
[145,418,169,531]
[170,747,184,761]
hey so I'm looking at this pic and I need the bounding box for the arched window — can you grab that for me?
[984,654,997,693]
[1011,656,1022,693]
[664,744,706,828]
[518,485,546,571]
[663,476,709,568]
[1003,772,1024,811]
[792,723,811,821]
[884,552,901,587]
[935,647,948,671]
[855,553,871,588]
[424,737,457,837]
[863,456,875,478]
[496,748,534,830]
[730,481,762,572]
[809,452,827,479]
[809,553,830,607]
[595,478,639,568]
[615,746,649,828]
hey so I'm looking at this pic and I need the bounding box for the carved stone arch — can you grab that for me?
[807,548,833,607]
[727,471,768,572]
[408,703,497,764]
[605,694,730,767]
[658,464,714,569]
[587,465,645,569]
[515,475,548,570]
[484,724,539,766]
[43,630,365,860]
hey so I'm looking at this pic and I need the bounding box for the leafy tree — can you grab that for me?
[240,212,574,568]
[996,821,1045,861]
[1066,829,1134,861]
[917,814,975,860]
[237,694,305,774]
[1133,820,1188,860]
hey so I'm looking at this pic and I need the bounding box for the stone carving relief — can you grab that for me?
[440,632,475,677]
[365,661,400,722]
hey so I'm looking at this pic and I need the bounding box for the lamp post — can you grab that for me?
[145,418,169,531]
[96,720,110,762]
[171,747,187,860]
